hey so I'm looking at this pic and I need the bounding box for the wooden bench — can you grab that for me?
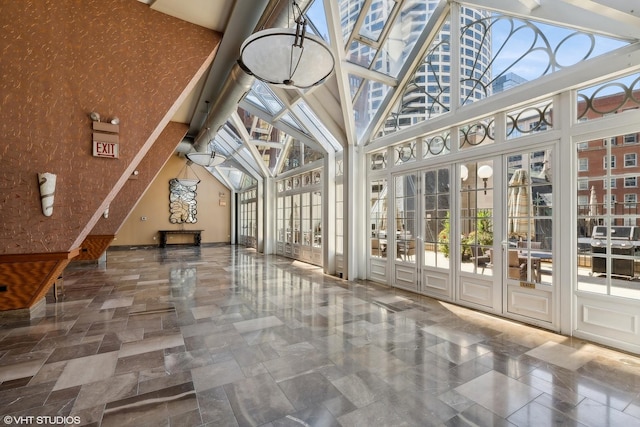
[158,230,203,248]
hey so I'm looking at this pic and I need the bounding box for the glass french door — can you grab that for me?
[503,148,555,325]
[457,149,555,326]
[392,168,452,298]
[386,150,555,327]
[392,172,420,291]
[458,160,499,310]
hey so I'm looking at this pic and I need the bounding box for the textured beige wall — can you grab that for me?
[113,155,231,246]
[0,0,220,255]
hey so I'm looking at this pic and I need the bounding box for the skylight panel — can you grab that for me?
[339,0,366,46]
[305,0,331,43]
[244,81,284,115]
[358,0,395,42]
[297,101,342,152]
[281,112,308,135]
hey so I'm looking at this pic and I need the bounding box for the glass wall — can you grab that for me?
[576,132,640,300]
[575,73,640,301]
[370,178,388,258]
[459,161,494,276]
[276,169,323,266]
[238,188,257,248]
[423,168,450,269]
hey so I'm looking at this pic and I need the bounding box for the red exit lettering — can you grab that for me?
[93,141,119,158]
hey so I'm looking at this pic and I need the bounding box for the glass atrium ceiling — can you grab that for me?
[200,0,640,191]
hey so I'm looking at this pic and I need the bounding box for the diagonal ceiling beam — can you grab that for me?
[460,0,640,40]
[515,0,540,11]
[229,112,273,178]
[325,0,358,146]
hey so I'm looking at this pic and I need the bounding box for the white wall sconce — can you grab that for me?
[103,207,109,219]
[477,164,493,195]
[38,172,57,217]
[460,164,469,182]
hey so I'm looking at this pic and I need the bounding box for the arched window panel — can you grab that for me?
[369,150,388,171]
[393,141,416,165]
[459,116,495,150]
[374,22,452,139]
[506,99,553,140]
[459,11,629,107]
[422,130,451,159]
[577,72,640,122]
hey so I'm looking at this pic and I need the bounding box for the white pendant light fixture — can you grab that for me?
[175,160,201,187]
[185,151,226,167]
[187,116,227,168]
[238,0,335,89]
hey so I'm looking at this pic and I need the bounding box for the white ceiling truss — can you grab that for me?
[139,0,640,190]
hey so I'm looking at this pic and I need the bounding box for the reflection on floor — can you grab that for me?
[1,246,640,426]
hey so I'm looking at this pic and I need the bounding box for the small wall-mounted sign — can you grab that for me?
[519,281,535,289]
[93,141,119,158]
[92,121,120,159]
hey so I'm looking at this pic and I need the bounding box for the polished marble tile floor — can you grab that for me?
[1,246,640,427]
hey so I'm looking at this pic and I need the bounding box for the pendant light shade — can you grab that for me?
[238,2,335,88]
[175,160,201,187]
[185,151,226,167]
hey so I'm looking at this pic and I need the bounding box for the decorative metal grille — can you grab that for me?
[506,100,553,139]
[577,74,640,120]
[459,118,495,149]
[423,131,451,158]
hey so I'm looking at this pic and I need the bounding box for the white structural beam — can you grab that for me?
[515,0,540,11]
[461,0,640,40]
[229,112,272,178]
[325,0,358,146]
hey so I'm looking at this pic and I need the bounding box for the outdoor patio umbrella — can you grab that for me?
[508,169,534,239]
[588,185,598,234]
[589,185,597,217]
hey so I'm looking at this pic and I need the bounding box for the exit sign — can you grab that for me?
[93,140,119,158]
[92,130,119,158]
